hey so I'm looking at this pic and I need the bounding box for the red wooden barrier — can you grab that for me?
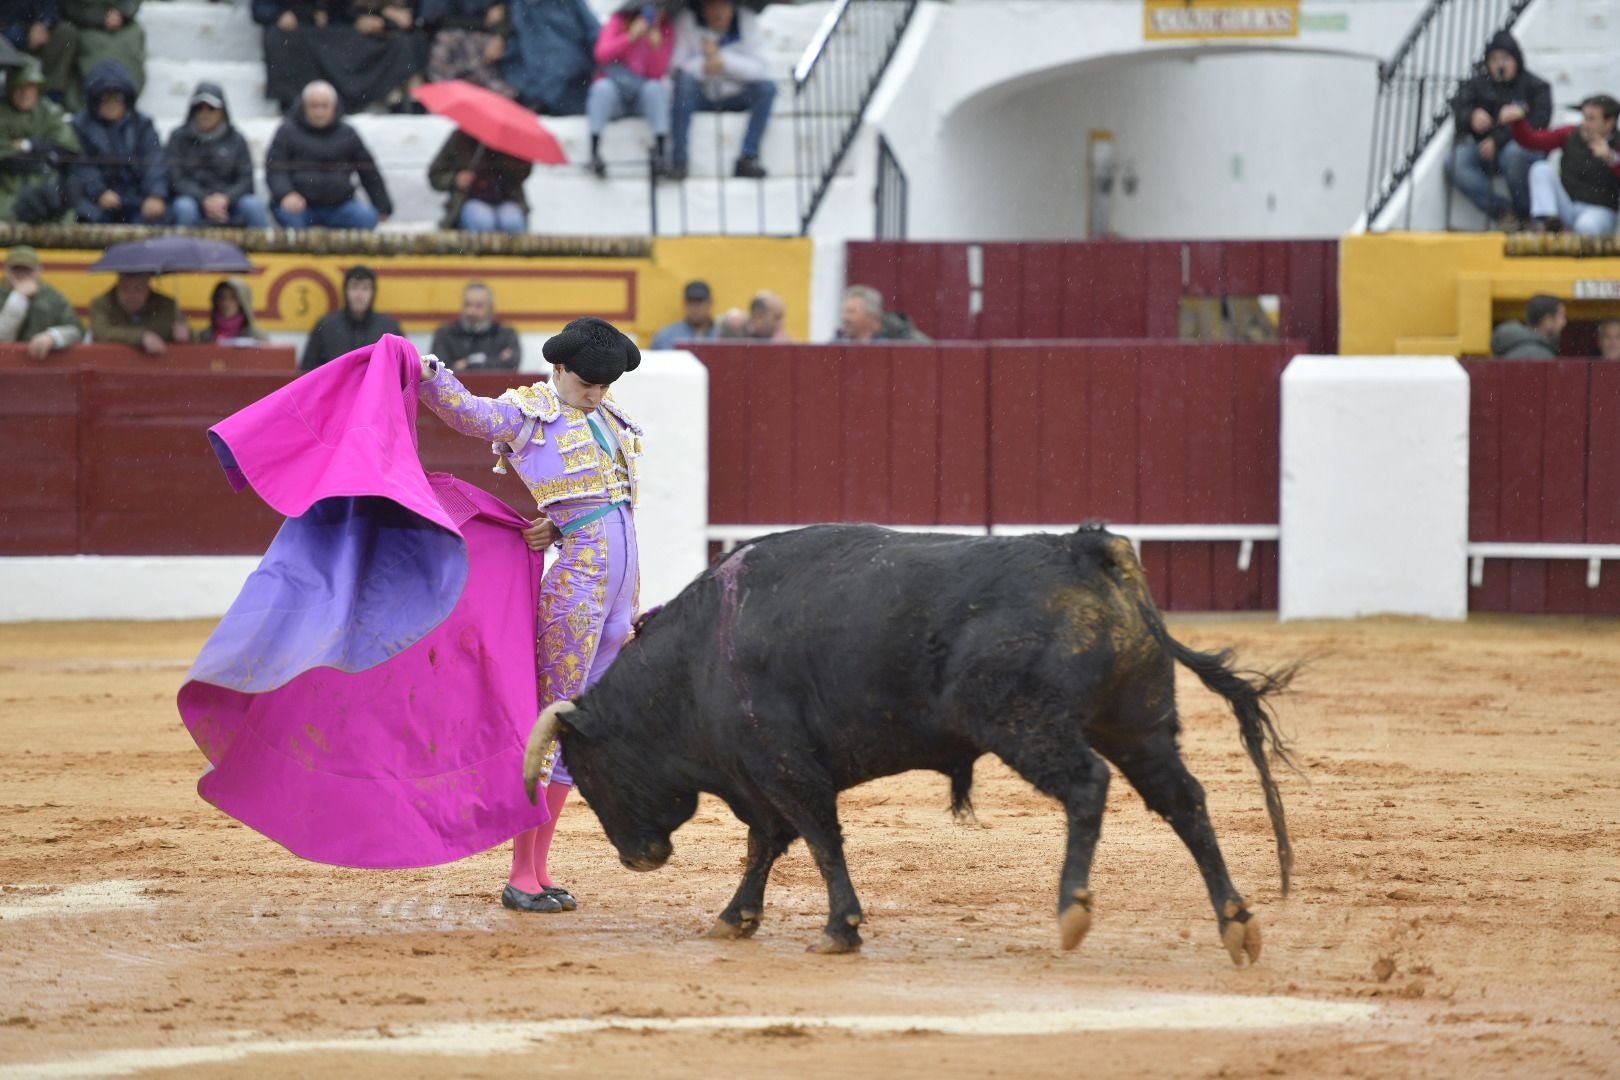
[0,343,297,371]
[0,370,81,555]
[846,240,1339,356]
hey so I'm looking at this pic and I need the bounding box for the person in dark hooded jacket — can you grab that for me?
[69,59,169,224]
[300,264,403,370]
[265,79,392,229]
[501,0,598,115]
[1445,31,1551,226]
[167,82,269,228]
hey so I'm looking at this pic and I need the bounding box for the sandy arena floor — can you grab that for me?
[1,615,1618,1078]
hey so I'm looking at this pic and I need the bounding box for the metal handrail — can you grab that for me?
[1363,0,1534,227]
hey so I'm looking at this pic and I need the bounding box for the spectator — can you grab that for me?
[1504,94,1620,236]
[62,0,144,112]
[0,57,80,223]
[428,130,531,232]
[586,0,673,179]
[837,284,929,343]
[1598,318,1620,362]
[254,0,424,115]
[421,0,516,97]
[746,288,788,341]
[0,245,83,358]
[1490,294,1565,359]
[1445,31,1550,229]
[300,264,402,370]
[428,282,519,369]
[266,80,393,230]
[70,59,169,224]
[2,1,76,101]
[200,278,269,344]
[714,305,747,337]
[167,82,270,229]
[89,270,190,355]
[649,278,714,348]
[501,0,598,116]
[669,0,774,180]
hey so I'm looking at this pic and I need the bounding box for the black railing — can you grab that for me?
[874,133,907,240]
[1364,0,1534,227]
[793,0,918,235]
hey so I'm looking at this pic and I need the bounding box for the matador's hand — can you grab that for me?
[523,517,560,550]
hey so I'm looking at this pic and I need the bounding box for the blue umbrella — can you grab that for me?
[90,237,253,274]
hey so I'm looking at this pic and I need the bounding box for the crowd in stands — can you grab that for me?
[1490,295,1620,361]
[0,0,779,237]
[1447,31,1620,236]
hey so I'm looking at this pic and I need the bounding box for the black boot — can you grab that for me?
[589,135,607,179]
[733,155,766,179]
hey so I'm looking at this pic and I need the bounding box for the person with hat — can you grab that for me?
[0,246,83,358]
[70,58,170,225]
[649,278,714,349]
[0,57,81,223]
[417,315,646,914]
[166,81,270,229]
[299,265,403,370]
[2,1,78,102]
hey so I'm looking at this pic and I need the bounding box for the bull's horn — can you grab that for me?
[523,700,577,805]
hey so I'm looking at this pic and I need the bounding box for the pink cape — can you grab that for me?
[177,335,551,868]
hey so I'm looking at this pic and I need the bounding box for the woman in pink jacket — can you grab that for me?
[586,0,675,179]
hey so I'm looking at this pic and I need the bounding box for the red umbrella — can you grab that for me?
[411,81,568,165]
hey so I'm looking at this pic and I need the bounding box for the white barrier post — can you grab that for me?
[1279,355,1469,621]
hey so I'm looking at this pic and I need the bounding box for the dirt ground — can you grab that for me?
[2,614,1618,1079]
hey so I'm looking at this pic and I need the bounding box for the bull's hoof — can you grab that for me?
[1059,889,1093,951]
[1221,903,1262,966]
[706,911,761,940]
[808,931,861,955]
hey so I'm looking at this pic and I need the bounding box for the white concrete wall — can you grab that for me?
[1279,355,1470,620]
[0,350,708,622]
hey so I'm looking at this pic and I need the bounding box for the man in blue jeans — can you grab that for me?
[669,0,775,180]
[264,80,393,230]
[1444,31,1550,229]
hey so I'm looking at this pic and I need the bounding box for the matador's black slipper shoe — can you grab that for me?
[501,884,564,913]
[542,886,578,912]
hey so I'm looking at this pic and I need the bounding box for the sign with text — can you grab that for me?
[1144,0,1300,40]
[1574,279,1620,301]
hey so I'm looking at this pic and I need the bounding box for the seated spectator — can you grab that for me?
[714,306,747,337]
[837,284,929,343]
[266,80,392,230]
[1598,318,1620,362]
[746,288,788,341]
[254,0,424,115]
[300,264,401,370]
[421,0,516,98]
[0,245,83,358]
[1445,31,1549,229]
[1504,94,1620,236]
[89,270,190,355]
[586,0,673,179]
[200,279,269,344]
[669,0,774,180]
[2,1,77,102]
[0,57,80,223]
[428,130,531,232]
[429,282,519,369]
[1490,294,1565,359]
[167,83,270,229]
[70,59,169,224]
[501,0,598,116]
[650,278,714,348]
[62,0,144,113]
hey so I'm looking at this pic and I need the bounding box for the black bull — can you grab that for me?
[525,524,1296,964]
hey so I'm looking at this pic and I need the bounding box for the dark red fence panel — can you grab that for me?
[846,240,1340,355]
[0,343,296,371]
[0,371,82,554]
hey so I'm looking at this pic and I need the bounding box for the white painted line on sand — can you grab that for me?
[0,881,156,922]
[6,995,1379,1079]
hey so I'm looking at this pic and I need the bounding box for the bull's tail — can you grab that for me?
[1140,603,1300,897]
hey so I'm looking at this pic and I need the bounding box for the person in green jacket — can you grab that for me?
[62,0,145,112]
[0,58,81,222]
[0,246,85,358]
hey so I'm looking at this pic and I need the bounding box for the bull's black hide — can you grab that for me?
[526,524,1296,964]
